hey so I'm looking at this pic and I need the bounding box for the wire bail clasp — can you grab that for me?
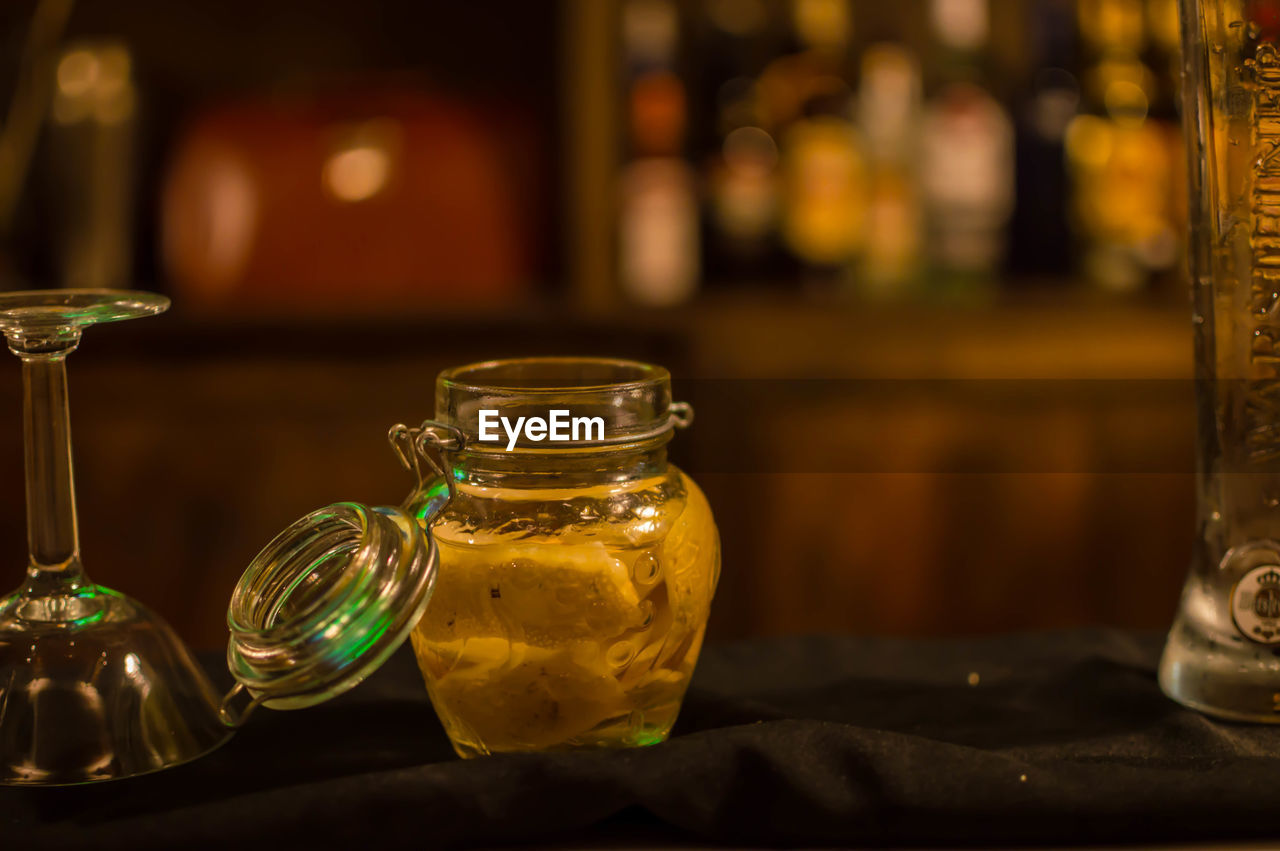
[668,401,694,430]
[388,419,467,503]
[218,682,271,729]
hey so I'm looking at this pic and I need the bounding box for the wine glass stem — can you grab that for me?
[20,347,86,595]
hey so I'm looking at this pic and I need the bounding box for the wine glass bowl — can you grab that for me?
[0,590,232,785]
[0,289,230,785]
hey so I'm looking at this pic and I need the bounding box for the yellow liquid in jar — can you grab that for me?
[409,469,719,757]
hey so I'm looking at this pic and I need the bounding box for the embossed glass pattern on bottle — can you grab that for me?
[1161,0,1280,720]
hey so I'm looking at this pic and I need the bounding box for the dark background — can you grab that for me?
[0,0,1198,649]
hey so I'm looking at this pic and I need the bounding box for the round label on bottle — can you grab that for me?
[1232,565,1280,645]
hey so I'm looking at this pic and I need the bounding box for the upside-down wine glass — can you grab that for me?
[0,289,229,784]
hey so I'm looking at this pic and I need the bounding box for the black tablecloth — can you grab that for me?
[5,630,1280,849]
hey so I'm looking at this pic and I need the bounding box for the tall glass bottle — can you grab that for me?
[920,0,1015,293]
[1070,0,1179,293]
[769,0,869,286]
[1009,0,1081,283]
[699,0,792,286]
[1160,0,1280,721]
[856,43,924,298]
[618,0,700,307]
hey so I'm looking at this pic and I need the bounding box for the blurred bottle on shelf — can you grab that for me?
[1068,0,1180,293]
[46,41,137,290]
[699,0,780,91]
[856,43,924,298]
[773,0,868,288]
[919,0,1015,295]
[756,0,857,134]
[615,0,1191,303]
[1145,0,1182,106]
[619,0,700,308]
[1145,0,1188,295]
[778,99,866,286]
[1009,0,1080,284]
[699,0,793,286]
[707,117,788,282]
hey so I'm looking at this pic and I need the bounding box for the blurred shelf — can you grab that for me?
[72,297,679,361]
[676,289,1193,380]
[60,285,1193,381]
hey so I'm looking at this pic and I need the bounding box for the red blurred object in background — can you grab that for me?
[1252,0,1280,42]
[162,88,537,311]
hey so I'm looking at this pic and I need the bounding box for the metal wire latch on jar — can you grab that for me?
[387,403,695,501]
[388,420,468,503]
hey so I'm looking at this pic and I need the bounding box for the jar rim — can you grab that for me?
[226,503,375,640]
[225,502,437,710]
[438,357,670,396]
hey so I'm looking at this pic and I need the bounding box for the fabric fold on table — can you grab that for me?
[4,630,1278,849]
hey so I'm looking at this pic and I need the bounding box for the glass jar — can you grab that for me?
[220,356,719,757]
[403,358,720,756]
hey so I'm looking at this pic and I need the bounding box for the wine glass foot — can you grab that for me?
[0,288,169,329]
[0,584,231,785]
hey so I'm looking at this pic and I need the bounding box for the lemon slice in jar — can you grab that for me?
[421,637,631,750]
[417,541,645,647]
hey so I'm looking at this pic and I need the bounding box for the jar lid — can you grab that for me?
[223,502,438,715]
